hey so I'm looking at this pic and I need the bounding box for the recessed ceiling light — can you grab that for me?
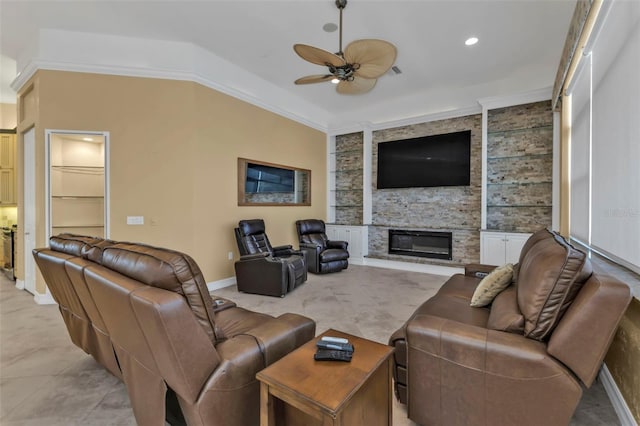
[465,37,479,46]
[331,78,340,84]
[82,137,93,141]
[323,23,338,32]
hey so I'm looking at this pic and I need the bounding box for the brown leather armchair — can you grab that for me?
[234,219,307,297]
[295,219,349,274]
[389,229,632,426]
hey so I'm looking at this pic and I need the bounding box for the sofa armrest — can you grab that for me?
[272,244,294,257]
[234,319,299,366]
[327,240,348,250]
[464,263,498,278]
[239,252,270,261]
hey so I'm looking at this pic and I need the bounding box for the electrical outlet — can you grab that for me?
[126,216,144,225]
[228,251,233,260]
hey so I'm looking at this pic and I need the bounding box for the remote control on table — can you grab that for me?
[316,341,354,353]
[314,349,352,362]
[320,336,349,344]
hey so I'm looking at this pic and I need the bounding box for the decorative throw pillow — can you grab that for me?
[470,263,514,307]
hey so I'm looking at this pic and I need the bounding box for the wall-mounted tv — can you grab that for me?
[377,130,471,189]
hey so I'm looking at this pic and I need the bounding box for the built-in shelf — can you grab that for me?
[485,101,553,234]
[487,153,552,161]
[487,204,552,208]
[487,125,553,136]
[50,134,106,239]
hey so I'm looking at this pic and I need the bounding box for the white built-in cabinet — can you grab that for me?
[49,134,106,238]
[325,224,368,263]
[480,231,531,266]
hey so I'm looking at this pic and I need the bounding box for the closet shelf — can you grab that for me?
[51,165,104,168]
[52,195,104,199]
[52,224,104,228]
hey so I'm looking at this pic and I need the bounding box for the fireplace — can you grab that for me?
[388,229,452,260]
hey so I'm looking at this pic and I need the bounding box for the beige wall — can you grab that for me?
[1,103,17,129]
[18,70,326,292]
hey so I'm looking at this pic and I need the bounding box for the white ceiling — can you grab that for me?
[0,0,576,128]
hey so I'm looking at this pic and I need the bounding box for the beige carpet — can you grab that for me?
[0,265,620,425]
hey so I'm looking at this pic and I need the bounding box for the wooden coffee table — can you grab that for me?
[256,329,394,426]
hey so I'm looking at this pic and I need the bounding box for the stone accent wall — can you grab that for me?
[369,114,483,265]
[334,132,363,225]
[487,101,553,232]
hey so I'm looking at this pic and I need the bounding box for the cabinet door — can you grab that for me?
[0,169,15,205]
[325,225,339,241]
[346,228,362,259]
[0,134,15,169]
[481,233,507,266]
[504,234,530,264]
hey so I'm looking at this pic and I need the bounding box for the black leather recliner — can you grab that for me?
[295,219,349,274]
[234,219,307,297]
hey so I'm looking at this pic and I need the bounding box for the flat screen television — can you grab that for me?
[377,130,471,189]
[245,162,295,193]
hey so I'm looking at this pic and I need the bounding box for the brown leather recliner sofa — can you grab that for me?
[33,234,316,426]
[389,228,632,426]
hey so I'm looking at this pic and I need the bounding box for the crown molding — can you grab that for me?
[10,30,330,132]
[478,87,552,110]
[327,105,484,136]
[370,104,483,131]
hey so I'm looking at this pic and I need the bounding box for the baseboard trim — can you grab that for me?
[600,363,638,426]
[207,276,237,292]
[15,279,25,290]
[362,258,464,277]
[34,291,57,305]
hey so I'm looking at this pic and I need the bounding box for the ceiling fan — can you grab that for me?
[293,0,397,95]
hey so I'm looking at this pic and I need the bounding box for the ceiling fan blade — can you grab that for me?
[294,75,334,85]
[293,44,346,67]
[336,76,377,95]
[344,39,397,79]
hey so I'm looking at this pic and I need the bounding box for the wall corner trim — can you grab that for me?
[34,291,57,305]
[600,363,638,426]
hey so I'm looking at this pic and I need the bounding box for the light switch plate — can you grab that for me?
[126,216,144,225]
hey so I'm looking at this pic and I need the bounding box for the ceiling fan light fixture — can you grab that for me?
[293,0,397,95]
